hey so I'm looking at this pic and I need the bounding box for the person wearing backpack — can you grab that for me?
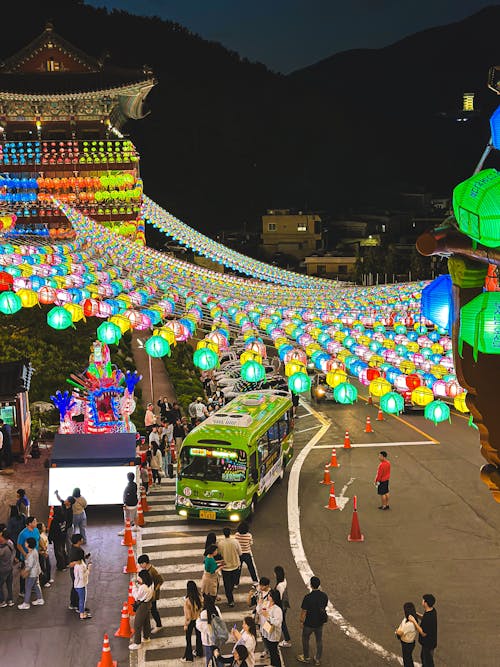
[196,595,226,666]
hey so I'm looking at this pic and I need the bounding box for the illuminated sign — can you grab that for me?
[190,447,238,459]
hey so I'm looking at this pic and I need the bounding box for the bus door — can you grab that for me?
[257,421,282,494]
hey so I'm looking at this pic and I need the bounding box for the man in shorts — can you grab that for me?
[375,450,391,510]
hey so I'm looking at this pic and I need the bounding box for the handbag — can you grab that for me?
[262,620,273,634]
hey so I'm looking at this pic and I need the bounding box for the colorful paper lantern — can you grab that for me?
[369,377,391,398]
[459,292,500,360]
[97,321,122,345]
[288,371,311,394]
[333,381,358,404]
[424,400,450,425]
[47,306,72,330]
[421,274,454,334]
[411,386,434,407]
[0,291,22,314]
[453,169,500,247]
[193,347,219,370]
[380,391,404,415]
[241,360,266,383]
[145,335,171,358]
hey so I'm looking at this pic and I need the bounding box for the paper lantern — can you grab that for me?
[326,369,347,388]
[454,392,469,413]
[453,169,500,247]
[288,371,311,394]
[421,275,454,334]
[145,335,171,358]
[16,288,38,308]
[411,386,434,406]
[459,292,500,360]
[47,306,72,330]
[0,271,14,291]
[97,321,122,345]
[241,360,266,383]
[424,400,450,425]
[380,391,404,415]
[38,286,57,304]
[369,377,391,398]
[405,374,421,391]
[193,347,219,371]
[285,361,305,377]
[333,382,358,404]
[490,105,500,149]
[0,291,22,314]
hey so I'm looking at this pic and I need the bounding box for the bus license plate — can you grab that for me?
[200,510,216,520]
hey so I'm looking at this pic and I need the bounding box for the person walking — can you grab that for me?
[274,565,291,648]
[0,419,12,469]
[37,522,53,588]
[68,534,90,615]
[395,601,418,667]
[16,516,40,597]
[217,527,242,607]
[71,488,88,544]
[231,616,257,667]
[0,529,15,607]
[260,589,283,667]
[173,417,186,450]
[375,450,391,510]
[137,554,164,633]
[17,537,44,609]
[150,443,163,486]
[123,471,139,528]
[196,595,222,667]
[149,424,160,448]
[410,594,438,667]
[73,552,91,620]
[297,576,329,666]
[181,580,204,662]
[48,506,69,571]
[16,488,30,519]
[129,569,154,650]
[234,522,258,585]
[200,544,222,599]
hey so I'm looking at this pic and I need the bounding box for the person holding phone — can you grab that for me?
[231,616,257,667]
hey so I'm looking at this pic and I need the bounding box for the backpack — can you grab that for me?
[211,614,229,646]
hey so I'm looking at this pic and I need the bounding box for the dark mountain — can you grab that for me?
[0,1,499,236]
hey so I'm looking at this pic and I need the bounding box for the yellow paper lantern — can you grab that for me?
[285,361,305,377]
[399,360,416,374]
[110,314,131,333]
[240,350,262,365]
[411,386,434,406]
[196,339,218,353]
[369,377,391,397]
[383,339,396,349]
[153,327,176,345]
[368,355,384,368]
[326,369,347,388]
[16,288,38,308]
[406,342,419,353]
[454,392,469,413]
[64,303,85,322]
[431,343,444,355]
[430,364,446,378]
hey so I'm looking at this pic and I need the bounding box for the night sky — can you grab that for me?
[86,0,494,73]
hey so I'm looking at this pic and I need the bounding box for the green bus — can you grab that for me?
[176,391,294,522]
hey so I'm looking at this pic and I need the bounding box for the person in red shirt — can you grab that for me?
[375,451,391,510]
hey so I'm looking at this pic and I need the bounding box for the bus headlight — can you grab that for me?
[229,514,240,522]
[176,495,193,508]
[226,500,246,510]
[179,509,188,517]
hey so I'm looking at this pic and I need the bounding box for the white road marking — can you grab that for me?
[336,477,356,511]
[141,535,206,547]
[296,425,322,434]
[290,400,409,665]
[314,440,433,449]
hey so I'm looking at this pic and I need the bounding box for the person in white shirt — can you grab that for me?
[129,569,154,650]
[196,596,222,666]
[73,556,90,619]
[260,589,283,667]
[194,397,208,421]
[274,565,291,647]
[149,425,160,448]
[231,616,257,667]
[395,601,418,667]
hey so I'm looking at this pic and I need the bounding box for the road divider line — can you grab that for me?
[290,400,406,665]
[314,440,435,449]
[296,425,322,434]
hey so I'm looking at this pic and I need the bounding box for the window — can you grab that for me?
[268,222,276,231]
[46,58,61,72]
[317,264,326,275]
[297,222,307,232]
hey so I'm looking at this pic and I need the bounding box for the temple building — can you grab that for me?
[0,22,156,242]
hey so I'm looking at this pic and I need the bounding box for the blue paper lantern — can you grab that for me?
[490,105,500,149]
[421,274,454,335]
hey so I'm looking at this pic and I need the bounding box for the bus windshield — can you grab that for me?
[180,445,247,483]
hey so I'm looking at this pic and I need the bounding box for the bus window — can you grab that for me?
[278,416,289,439]
[249,451,258,484]
[267,422,280,444]
[258,436,269,464]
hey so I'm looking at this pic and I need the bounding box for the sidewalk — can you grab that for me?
[131,331,177,408]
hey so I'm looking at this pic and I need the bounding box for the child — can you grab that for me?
[140,462,149,494]
[17,537,44,609]
[73,553,91,620]
[37,522,53,588]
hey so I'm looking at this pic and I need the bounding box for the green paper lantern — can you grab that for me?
[424,400,450,425]
[241,360,266,383]
[288,371,311,395]
[193,348,219,371]
[0,291,22,315]
[459,292,500,360]
[333,381,358,404]
[97,321,122,345]
[145,335,171,358]
[453,169,500,247]
[47,306,73,330]
[380,391,404,415]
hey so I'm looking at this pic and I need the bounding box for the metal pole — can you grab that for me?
[148,354,154,404]
[474,136,493,174]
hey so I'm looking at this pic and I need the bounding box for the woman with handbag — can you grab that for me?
[196,595,222,667]
[181,580,204,662]
[395,601,418,667]
[260,589,283,667]
[128,569,154,650]
[200,544,222,599]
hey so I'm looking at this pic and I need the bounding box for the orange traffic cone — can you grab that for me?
[148,466,153,486]
[329,447,340,468]
[377,408,384,422]
[365,416,373,433]
[47,506,54,532]
[325,482,339,510]
[320,464,331,485]
[127,581,136,617]
[343,430,351,449]
[136,503,145,527]
[367,395,373,406]
[347,495,365,542]
[114,602,134,638]
[123,546,138,574]
[97,633,117,667]
[121,518,136,547]
[141,486,151,512]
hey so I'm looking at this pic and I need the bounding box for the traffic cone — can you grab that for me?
[47,506,54,532]
[123,546,138,574]
[148,466,153,486]
[114,602,134,638]
[325,482,339,510]
[96,633,117,667]
[136,503,145,527]
[367,395,373,406]
[141,486,151,512]
[127,581,136,617]
[343,430,351,449]
[320,464,331,485]
[121,518,136,547]
[376,408,384,422]
[365,416,373,433]
[329,447,340,468]
[347,495,365,542]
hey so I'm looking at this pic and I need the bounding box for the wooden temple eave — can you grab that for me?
[0,79,156,103]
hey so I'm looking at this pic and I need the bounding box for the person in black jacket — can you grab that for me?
[48,506,69,570]
[123,472,138,527]
[410,594,438,667]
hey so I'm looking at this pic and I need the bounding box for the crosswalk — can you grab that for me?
[134,477,274,667]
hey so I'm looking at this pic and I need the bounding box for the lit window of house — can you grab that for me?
[46,57,61,72]
[297,222,307,232]
[463,93,474,112]
[268,223,276,231]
